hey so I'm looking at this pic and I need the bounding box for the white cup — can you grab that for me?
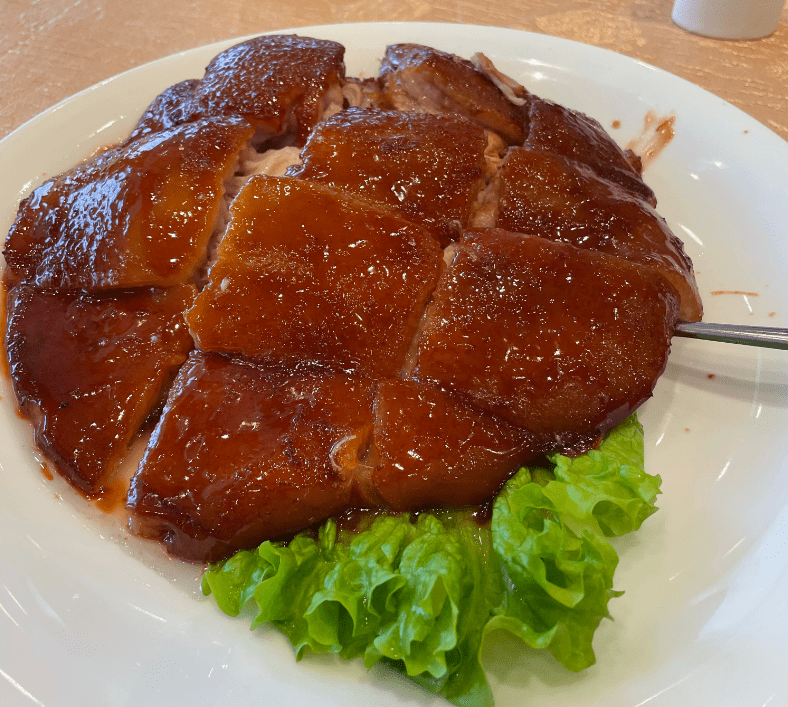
[672,0,785,39]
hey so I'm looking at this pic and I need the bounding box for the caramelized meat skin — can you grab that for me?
[2,38,705,561]
[127,352,375,562]
[288,108,489,247]
[372,380,542,511]
[379,44,526,144]
[496,147,702,321]
[5,285,195,494]
[414,229,680,440]
[524,96,657,205]
[188,176,444,378]
[126,79,200,144]
[3,117,253,291]
[192,35,345,144]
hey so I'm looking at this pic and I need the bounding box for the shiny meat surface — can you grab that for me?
[127,352,375,562]
[2,37,705,562]
[192,35,345,144]
[5,284,195,493]
[524,95,657,205]
[496,147,703,321]
[371,380,542,510]
[288,108,489,247]
[127,79,200,144]
[3,117,253,291]
[188,176,444,377]
[414,229,680,440]
[379,44,526,145]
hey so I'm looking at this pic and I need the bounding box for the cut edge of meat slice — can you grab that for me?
[471,52,530,106]
[195,141,303,289]
[341,76,388,110]
[468,132,507,230]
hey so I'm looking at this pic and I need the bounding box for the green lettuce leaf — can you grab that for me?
[201,415,660,705]
[488,468,621,672]
[542,415,662,536]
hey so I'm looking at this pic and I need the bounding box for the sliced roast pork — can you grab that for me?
[198,34,345,145]
[127,35,345,147]
[495,147,702,321]
[187,176,444,378]
[126,358,550,562]
[371,380,543,511]
[1,37,703,565]
[524,95,657,205]
[3,117,253,291]
[5,284,195,494]
[288,107,492,246]
[127,79,201,144]
[379,43,526,145]
[413,228,680,445]
[127,352,376,562]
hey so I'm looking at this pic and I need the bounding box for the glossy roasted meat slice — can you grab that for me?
[524,96,657,205]
[379,44,526,145]
[496,147,702,321]
[126,79,200,144]
[126,36,345,146]
[187,176,444,378]
[288,108,491,246]
[4,117,253,291]
[194,34,344,145]
[413,229,680,443]
[127,352,375,562]
[5,284,195,494]
[371,380,542,511]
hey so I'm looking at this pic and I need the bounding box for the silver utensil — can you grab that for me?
[675,322,788,350]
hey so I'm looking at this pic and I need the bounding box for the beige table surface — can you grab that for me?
[2,0,787,144]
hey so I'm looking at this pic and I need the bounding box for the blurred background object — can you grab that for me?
[672,0,786,39]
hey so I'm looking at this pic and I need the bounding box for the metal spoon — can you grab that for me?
[674,322,788,350]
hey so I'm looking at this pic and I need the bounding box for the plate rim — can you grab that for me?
[1,21,787,707]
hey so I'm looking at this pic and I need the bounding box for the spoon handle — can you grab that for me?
[675,321,788,350]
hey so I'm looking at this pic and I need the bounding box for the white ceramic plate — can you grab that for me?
[1,22,786,707]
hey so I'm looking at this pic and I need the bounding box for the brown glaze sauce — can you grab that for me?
[188,177,444,379]
[626,111,676,170]
[711,290,759,296]
[0,281,8,382]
